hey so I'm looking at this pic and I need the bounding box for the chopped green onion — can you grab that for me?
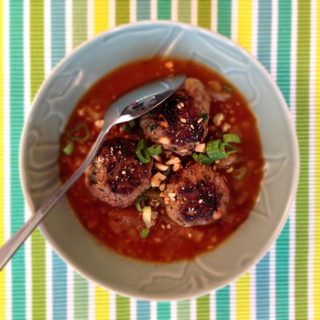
[142,206,152,229]
[63,141,74,155]
[147,144,162,156]
[67,123,90,142]
[136,138,151,163]
[123,124,132,133]
[223,85,232,92]
[199,112,209,122]
[150,125,158,132]
[163,165,171,176]
[223,133,241,143]
[192,153,215,166]
[129,120,136,128]
[233,167,247,179]
[219,142,236,157]
[147,111,152,117]
[141,228,150,239]
[206,140,225,160]
[135,196,145,212]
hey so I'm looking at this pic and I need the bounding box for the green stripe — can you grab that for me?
[197,294,210,320]
[295,0,310,319]
[116,0,130,26]
[276,2,292,319]
[217,0,232,38]
[216,287,230,320]
[30,1,46,319]
[73,0,87,49]
[197,0,211,29]
[137,0,150,21]
[116,295,130,320]
[177,300,190,320]
[157,0,171,20]
[157,302,170,320]
[10,0,26,318]
[178,0,191,23]
[74,273,88,320]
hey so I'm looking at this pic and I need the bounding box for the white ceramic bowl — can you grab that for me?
[20,21,299,301]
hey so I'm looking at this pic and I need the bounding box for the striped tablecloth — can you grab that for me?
[0,1,316,319]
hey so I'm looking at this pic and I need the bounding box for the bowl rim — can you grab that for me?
[19,20,300,301]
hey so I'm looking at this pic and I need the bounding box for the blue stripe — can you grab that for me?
[137,0,151,20]
[137,300,150,320]
[51,1,67,320]
[10,0,26,318]
[256,1,272,319]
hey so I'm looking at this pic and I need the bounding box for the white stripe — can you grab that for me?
[44,2,53,318]
[190,0,197,25]
[150,301,157,320]
[151,0,157,20]
[309,0,317,318]
[3,0,11,317]
[109,0,115,28]
[210,291,216,320]
[229,282,236,320]
[130,0,137,23]
[231,0,238,42]
[171,0,178,22]
[251,0,258,58]
[211,0,218,32]
[250,267,256,320]
[87,0,94,39]
[289,0,297,315]
[269,1,278,319]
[65,0,73,54]
[88,282,95,320]
[67,266,74,319]
[130,298,137,320]
[190,297,197,320]
[171,301,177,320]
[23,0,32,317]
[109,291,116,320]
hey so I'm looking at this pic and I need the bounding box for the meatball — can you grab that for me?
[140,78,210,156]
[85,138,153,208]
[164,162,230,227]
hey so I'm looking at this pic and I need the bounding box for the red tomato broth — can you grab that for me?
[58,57,264,262]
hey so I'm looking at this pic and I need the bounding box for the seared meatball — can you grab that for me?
[164,162,230,227]
[140,78,210,156]
[85,138,153,208]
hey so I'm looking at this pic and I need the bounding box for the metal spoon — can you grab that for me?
[0,74,186,270]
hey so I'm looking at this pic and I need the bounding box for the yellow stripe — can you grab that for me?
[95,286,110,320]
[236,272,250,320]
[0,0,5,317]
[94,0,109,35]
[236,1,252,319]
[237,0,252,52]
[314,1,320,318]
[94,1,110,318]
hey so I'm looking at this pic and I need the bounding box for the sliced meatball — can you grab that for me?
[140,78,210,156]
[85,138,153,208]
[164,162,230,227]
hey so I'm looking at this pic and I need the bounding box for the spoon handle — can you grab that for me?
[0,120,114,271]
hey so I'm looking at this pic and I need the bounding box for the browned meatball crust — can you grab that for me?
[85,138,153,208]
[164,162,230,227]
[139,78,210,156]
